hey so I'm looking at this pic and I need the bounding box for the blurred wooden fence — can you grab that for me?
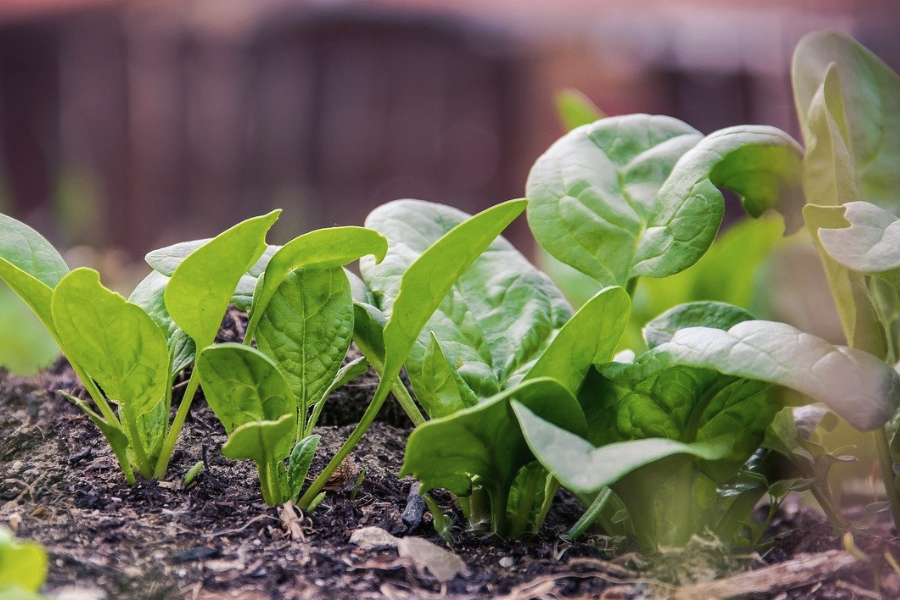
[0,4,530,255]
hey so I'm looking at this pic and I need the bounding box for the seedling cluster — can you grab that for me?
[2,31,900,563]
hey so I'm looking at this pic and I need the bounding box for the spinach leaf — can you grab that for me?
[222,413,295,506]
[52,268,169,478]
[255,267,354,417]
[793,30,900,210]
[627,319,899,432]
[245,226,387,341]
[129,271,195,376]
[402,377,586,537]
[526,115,703,287]
[361,199,571,411]
[198,343,297,504]
[527,116,802,288]
[155,211,281,478]
[197,343,293,433]
[0,213,69,338]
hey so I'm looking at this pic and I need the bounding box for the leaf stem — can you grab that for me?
[153,368,201,479]
[566,487,614,540]
[873,426,900,529]
[509,466,543,538]
[298,374,392,507]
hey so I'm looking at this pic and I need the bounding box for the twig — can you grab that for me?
[674,550,864,600]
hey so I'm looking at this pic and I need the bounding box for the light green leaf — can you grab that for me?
[166,211,280,348]
[643,301,756,349]
[221,412,295,467]
[648,320,900,431]
[514,402,731,494]
[633,126,803,278]
[0,528,47,592]
[555,88,605,131]
[52,268,168,420]
[793,30,900,211]
[374,199,529,386]
[524,286,631,394]
[417,332,479,418]
[362,199,568,406]
[129,271,195,375]
[147,240,280,277]
[0,213,69,339]
[197,343,294,434]
[818,201,900,276]
[246,227,387,340]
[526,115,703,287]
[804,203,886,357]
[401,377,586,497]
[255,267,354,412]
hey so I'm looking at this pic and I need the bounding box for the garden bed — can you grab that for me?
[1,352,895,600]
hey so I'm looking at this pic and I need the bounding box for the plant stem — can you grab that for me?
[391,379,425,427]
[491,486,510,538]
[509,467,542,538]
[298,374,393,507]
[873,426,900,529]
[153,368,201,479]
[566,487,614,540]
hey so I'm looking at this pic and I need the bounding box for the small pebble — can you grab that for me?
[499,556,514,568]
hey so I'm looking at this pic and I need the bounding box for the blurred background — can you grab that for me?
[1,0,899,372]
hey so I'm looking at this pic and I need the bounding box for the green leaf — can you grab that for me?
[197,343,294,434]
[417,332,479,418]
[555,88,606,131]
[221,412,294,460]
[514,402,732,494]
[362,199,567,407]
[401,377,586,498]
[526,115,703,287]
[793,31,900,211]
[246,227,386,340]
[818,202,900,277]
[255,267,353,413]
[52,268,168,420]
[129,271,195,375]
[0,528,47,592]
[288,434,321,500]
[147,240,279,277]
[633,126,803,279]
[643,301,756,349]
[375,199,529,383]
[804,204,886,357]
[596,361,776,479]
[527,117,802,287]
[0,213,69,339]
[166,211,280,348]
[642,320,900,431]
[524,286,631,394]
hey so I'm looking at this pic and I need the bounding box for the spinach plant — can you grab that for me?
[296,199,533,510]
[356,198,630,536]
[790,30,900,527]
[0,527,48,600]
[511,102,900,551]
[191,226,389,506]
[0,211,279,483]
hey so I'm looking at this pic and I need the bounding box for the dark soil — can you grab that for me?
[1,316,898,599]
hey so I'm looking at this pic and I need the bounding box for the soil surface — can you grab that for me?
[1,317,898,599]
